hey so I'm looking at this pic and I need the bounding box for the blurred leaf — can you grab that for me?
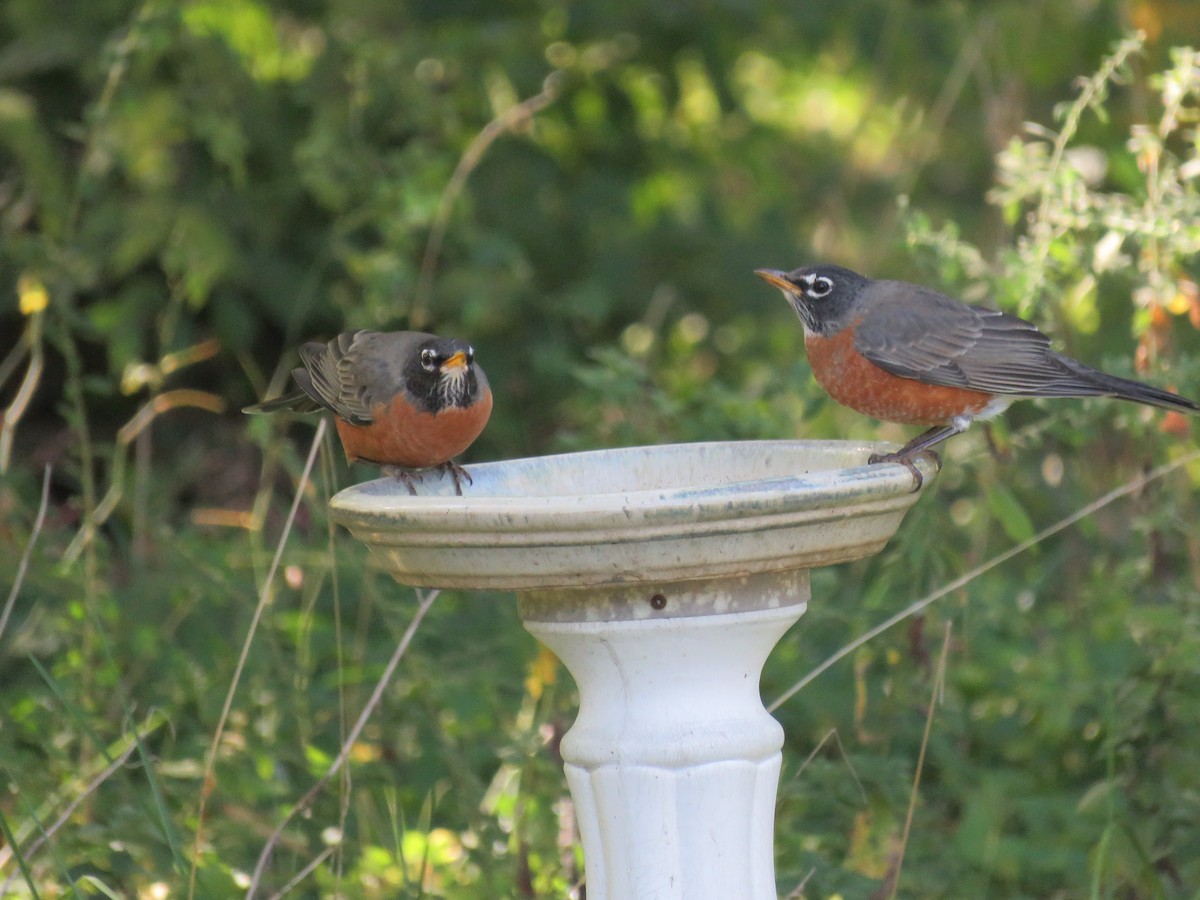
[162,205,237,308]
[0,88,69,239]
[986,483,1036,543]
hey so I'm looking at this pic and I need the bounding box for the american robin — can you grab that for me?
[755,264,1200,488]
[244,330,492,494]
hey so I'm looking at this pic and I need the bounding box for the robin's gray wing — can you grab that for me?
[852,280,1117,398]
[296,330,435,425]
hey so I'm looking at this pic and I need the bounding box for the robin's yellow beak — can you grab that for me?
[754,269,794,292]
[441,351,468,371]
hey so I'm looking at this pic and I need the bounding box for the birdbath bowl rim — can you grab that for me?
[328,439,935,592]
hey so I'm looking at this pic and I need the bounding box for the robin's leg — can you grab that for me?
[381,465,421,495]
[439,460,474,496]
[868,424,961,491]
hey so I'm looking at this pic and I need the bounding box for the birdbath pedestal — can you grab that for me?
[329,441,935,900]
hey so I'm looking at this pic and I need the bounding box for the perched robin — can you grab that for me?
[755,264,1200,488]
[244,330,492,494]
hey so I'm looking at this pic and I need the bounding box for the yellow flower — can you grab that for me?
[17,274,48,315]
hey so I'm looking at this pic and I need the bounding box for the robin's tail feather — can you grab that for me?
[242,392,322,415]
[1058,355,1200,414]
[243,360,340,417]
[1100,373,1200,414]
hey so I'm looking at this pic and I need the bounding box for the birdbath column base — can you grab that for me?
[329,441,937,896]
[519,569,810,900]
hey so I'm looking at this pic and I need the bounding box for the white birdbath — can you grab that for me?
[329,440,935,900]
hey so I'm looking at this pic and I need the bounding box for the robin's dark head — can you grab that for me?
[755,264,869,337]
[407,336,484,410]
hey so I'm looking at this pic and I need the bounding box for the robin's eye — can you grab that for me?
[466,346,474,364]
[809,276,833,298]
[420,348,438,370]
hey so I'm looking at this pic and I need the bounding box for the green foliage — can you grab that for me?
[2,0,1200,897]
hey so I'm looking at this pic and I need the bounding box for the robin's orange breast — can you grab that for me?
[805,326,994,426]
[334,387,493,469]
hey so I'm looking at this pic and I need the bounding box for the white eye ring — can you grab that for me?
[809,276,833,298]
[420,348,438,370]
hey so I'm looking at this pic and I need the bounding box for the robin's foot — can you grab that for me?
[382,465,421,495]
[439,460,473,496]
[866,449,942,493]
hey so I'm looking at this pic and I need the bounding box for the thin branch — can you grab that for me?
[1028,34,1145,287]
[410,75,563,328]
[0,332,29,394]
[116,390,226,446]
[769,446,1200,712]
[247,588,441,898]
[186,418,327,900]
[0,314,44,474]
[896,13,993,198]
[0,465,51,645]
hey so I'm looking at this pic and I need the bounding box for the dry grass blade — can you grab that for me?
[769,447,1200,712]
[783,867,817,899]
[186,417,326,900]
[267,845,338,900]
[63,389,226,565]
[246,588,441,898]
[791,728,868,806]
[0,720,154,891]
[887,621,953,899]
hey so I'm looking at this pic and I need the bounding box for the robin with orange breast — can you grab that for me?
[755,264,1200,489]
[245,330,492,494]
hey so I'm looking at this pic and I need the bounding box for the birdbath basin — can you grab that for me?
[330,440,936,899]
